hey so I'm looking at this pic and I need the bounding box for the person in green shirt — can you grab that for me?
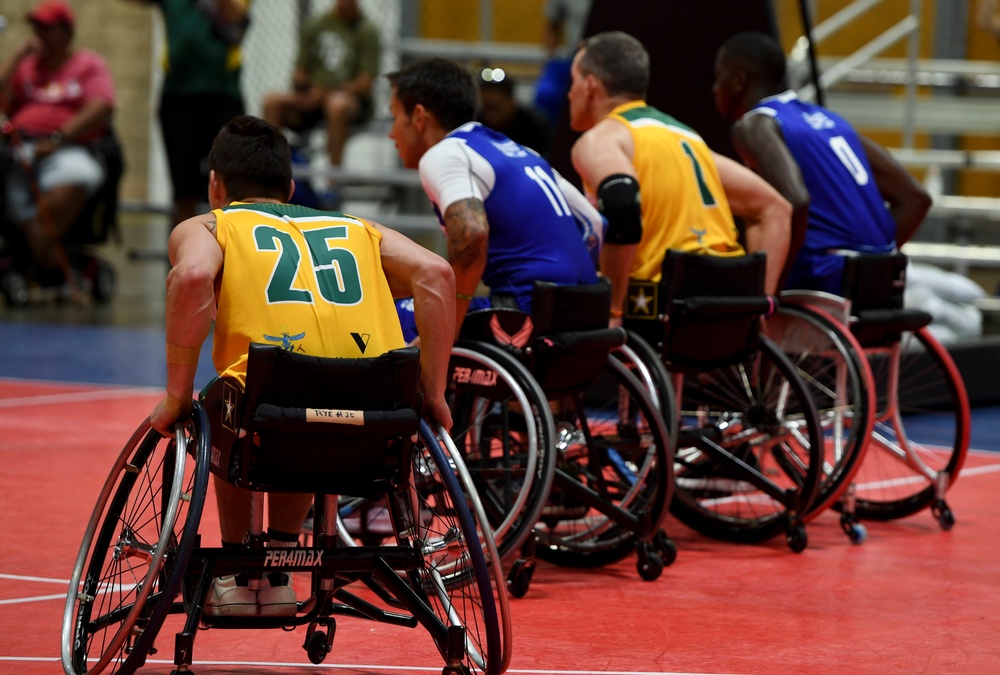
[262,0,380,176]
[126,0,249,227]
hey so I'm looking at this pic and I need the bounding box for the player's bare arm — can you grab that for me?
[442,197,489,337]
[151,215,224,436]
[572,119,639,321]
[373,220,456,430]
[859,135,931,247]
[731,114,810,285]
[713,151,791,295]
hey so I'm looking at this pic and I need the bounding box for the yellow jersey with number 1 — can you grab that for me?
[212,202,405,386]
[605,100,744,282]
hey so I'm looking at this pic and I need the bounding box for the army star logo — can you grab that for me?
[631,287,653,315]
[222,381,239,433]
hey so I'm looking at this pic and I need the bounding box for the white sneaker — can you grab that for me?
[204,575,257,617]
[258,572,297,616]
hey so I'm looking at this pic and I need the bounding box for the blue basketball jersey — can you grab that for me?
[750,92,897,255]
[443,124,597,304]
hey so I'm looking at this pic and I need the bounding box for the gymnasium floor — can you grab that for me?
[2,215,1000,674]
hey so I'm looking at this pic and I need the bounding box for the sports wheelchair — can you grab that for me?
[775,252,969,539]
[61,344,509,675]
[448,279,676,591]
[623,251,826,552]
[0,128,123,306]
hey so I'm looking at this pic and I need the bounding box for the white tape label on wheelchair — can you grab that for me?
[306,408,364,424]
[264,549,324,567]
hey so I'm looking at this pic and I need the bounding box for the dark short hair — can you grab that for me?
[718,32,787,89]
[579,31,649,99]
[387,58,477,132]
[208,115,292,202]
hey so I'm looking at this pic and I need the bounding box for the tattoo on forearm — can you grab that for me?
[445,199,488,273]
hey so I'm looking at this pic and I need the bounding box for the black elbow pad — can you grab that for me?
[597,174,643,244]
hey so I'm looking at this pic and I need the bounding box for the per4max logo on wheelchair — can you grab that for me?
[450,366,498,387]
[264,549,324,567]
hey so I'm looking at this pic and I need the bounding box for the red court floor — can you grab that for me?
[2,377,1000,675]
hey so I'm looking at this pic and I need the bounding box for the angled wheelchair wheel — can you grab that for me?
[847,327,970,523]
[767,304,875,518]
[670,336,824,548]
[393,421,504,675]
[61,404,211,675]
[614,331,678,448]
[448,343,557,563]
[534,355,673,569]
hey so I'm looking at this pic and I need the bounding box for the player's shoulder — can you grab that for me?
[419,135,473,172]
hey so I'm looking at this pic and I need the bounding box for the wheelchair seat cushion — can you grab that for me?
[851,308,933,347]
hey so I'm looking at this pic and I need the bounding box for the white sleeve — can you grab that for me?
[418,137,496,215]
[555,169,605,247]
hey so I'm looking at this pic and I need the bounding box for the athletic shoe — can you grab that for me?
[204,574,256,617]
[258,572,297,616]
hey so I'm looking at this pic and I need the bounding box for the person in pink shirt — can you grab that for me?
[0,0,116,281]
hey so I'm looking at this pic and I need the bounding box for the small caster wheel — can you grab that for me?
[846,522,867,545]
[636,549,664,581]
[652,530,678,567]
[932,500,955,530]
[306,629,331,665]
[506,557,535,598]
[1,270,30,306]
[90,258,116,303]
[786,522,808,553]
[840,514,867,545]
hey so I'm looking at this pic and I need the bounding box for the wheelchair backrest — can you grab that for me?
[531,279,612,334]
[840,252,932,347]
[205,343,421,496]
[841,252,907,312]
[649,251,770,372]
[661,249,766,299]
[458,280,624,397]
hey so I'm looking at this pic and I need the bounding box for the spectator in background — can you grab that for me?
[125,0,249,228]
[478,70,552,157]
[977,0,1000,41]
[0,0,115,282]
[534,0,592,124]
[262,0,380,204]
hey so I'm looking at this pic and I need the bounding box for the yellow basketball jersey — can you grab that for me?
[212,203,405,385]
[605,101,744,282]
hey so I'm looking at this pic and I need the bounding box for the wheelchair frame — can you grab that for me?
[778,251,970,535]
[448,280,676,592]
[62,345,509,675]
[623,251,826,552]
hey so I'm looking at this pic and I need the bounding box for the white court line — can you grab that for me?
[0,593,66,605]
[0,387,160,408]
[0,658,734,675]
[0,573,71,584]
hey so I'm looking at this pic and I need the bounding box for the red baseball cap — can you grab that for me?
[27,1,75,27]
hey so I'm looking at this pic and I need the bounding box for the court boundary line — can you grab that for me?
[0,387,161,408]
[0,656,727,675]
